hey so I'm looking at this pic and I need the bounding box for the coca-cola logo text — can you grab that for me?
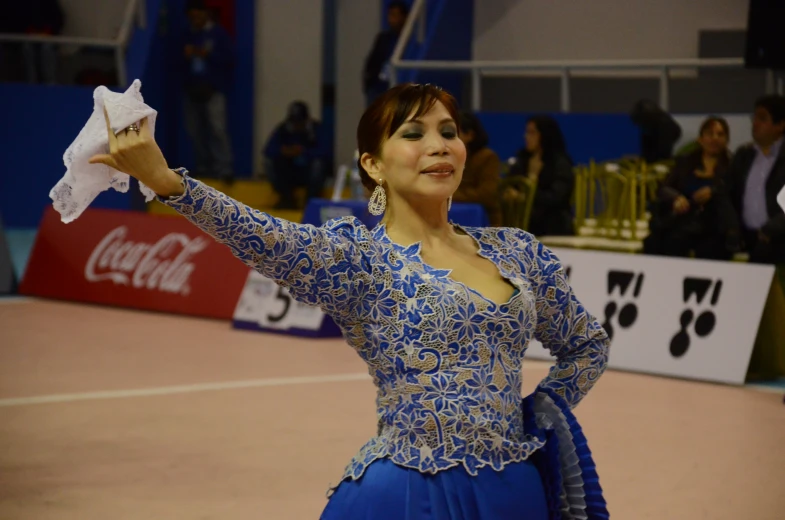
[85,226,209,295]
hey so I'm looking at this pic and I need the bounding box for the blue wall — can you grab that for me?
[0,85,135,228]
[169,0,254,177]
[477,112,641,164]
[385,0,473,106]
[0,0,255,228]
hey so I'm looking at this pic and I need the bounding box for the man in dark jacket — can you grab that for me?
[182,0,235,182]
[362,1,408,106]
[727,95,785,264]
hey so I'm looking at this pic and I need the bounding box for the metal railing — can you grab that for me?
[389,0,782,112]
[0,0,146,87]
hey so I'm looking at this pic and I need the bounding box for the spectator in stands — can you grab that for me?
[727,95,785,264]
[0,0,63,84]
[630,99,682,163]
[501,116,575,236]
[263,101,329,210]
[362,1,408,107]
[644,116,739,260]
[182,0,235,183]
[452,112,501,226]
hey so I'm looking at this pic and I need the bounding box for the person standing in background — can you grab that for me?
[182,0,235,183]
[362,1,408,107]
[727,95,785,264]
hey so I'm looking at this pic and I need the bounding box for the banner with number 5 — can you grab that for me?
[231,271,342,337]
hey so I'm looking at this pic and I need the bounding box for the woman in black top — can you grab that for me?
[645,116,739,260]
[502,116,575,236]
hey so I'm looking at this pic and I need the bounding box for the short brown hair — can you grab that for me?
[356,83,461,191]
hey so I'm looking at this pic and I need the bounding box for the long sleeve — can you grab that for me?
[303,122,329,161]
[207,27,234,70]
[452,149,501,207]
[159,171,369,319]
[658,156,690,203]
[534,155,574,207]
[762,210,785,239]
[362,33,387,90]
[263,126,283,160]
[529,238,610,408]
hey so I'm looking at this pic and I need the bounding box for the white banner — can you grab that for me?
[526,248,775,385]
[232,271,335,335]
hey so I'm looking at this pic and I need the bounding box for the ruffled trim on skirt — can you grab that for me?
[522,388,609,520]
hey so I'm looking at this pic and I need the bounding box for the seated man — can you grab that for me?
[727,95,785,264]
[263,101,328,209]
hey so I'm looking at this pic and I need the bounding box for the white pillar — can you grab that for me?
[335,0,380,170]
[254,0,324,176]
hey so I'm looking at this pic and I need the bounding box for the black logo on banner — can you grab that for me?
[601,271,644,341]
[670,278,722,357]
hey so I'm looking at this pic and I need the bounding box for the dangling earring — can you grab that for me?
[447,196,452,212]
[368,178,386,215]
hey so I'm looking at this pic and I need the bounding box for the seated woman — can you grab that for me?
[644,116,739,260]
[501,116,575,236]
[452,111,502,226]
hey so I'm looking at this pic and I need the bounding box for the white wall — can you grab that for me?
[474,0,749,61]
[673,114,752,153]
[58,0,127,39]
[254,0,324,175]
[335,0,380,170]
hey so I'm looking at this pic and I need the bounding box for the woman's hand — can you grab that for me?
[672,195,690,214]
[89,109,184,198]
[692,186,712,205]
[503,187,522,202]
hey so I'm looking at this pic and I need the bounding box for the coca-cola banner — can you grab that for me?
[20,207,251,319]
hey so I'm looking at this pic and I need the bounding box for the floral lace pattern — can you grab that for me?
[161,171,610,487]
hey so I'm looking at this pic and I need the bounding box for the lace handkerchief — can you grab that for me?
[50,79,157,223]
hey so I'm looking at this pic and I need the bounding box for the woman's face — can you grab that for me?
[698,121,728,157]
[363,101,465,206]
[524,121,541,153]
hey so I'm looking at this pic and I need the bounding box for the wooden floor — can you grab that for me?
[1,299,784,519]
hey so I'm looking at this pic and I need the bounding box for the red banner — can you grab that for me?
[20,207,250,320]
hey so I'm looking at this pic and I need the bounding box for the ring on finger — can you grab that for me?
[119,123,140,136]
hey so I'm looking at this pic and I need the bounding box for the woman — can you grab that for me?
[89,84,610,519]
[502,116,575,236]
[452,111,502,226]
[644,116,739,260]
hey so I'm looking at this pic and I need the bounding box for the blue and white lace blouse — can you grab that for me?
[161,171,610,486]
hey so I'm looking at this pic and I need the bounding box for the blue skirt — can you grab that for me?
[321,388,609,520]
[321,458,549,520]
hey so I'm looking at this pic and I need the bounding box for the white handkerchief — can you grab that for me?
[778,184,785,213]
[50,79,157,223]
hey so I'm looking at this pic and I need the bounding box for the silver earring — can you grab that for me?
[447,197,452,212]
[368,179,386,215]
